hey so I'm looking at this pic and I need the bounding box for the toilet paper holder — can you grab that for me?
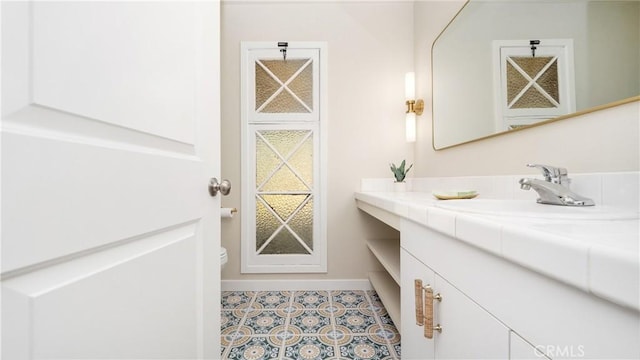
[221,207,237,218]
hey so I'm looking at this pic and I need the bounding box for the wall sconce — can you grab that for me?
[405,72,424,142]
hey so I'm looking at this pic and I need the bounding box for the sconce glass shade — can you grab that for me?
[406,112,416,142]
[405,72,416,101]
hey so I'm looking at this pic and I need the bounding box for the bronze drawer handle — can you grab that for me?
[424,285,442,339]
[414,279,424,326]
[415,280,442,339]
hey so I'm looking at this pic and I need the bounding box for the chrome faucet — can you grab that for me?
[519,164,595,206]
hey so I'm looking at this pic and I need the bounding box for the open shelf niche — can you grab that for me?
[357,199,402,332]
[367,237,401,330]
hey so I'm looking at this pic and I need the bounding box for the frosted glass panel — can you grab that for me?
[288,136,313,186]
[255,58,313,113]
[262,228,310,255]
[261,59,309,83]
[288,198,313,249]
[512,56,552,78]
[507,56,559,109]
[261,194,308,222]
[257,129,312,191]
[256,200,280,250]
[262,91,309,113]
[256,137,281,186]
[255,65,281,110]
[287,63,313,109]
[255,129,314,256]
[260,130,310,158]
[536,60,559,101]
[262,167,309,192]
[512,87,555,108]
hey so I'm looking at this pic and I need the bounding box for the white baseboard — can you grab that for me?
[221,279,373,292]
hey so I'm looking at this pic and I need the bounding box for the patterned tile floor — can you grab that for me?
[221,290,401,360]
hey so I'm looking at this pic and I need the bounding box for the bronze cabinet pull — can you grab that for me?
[414,279,424,326]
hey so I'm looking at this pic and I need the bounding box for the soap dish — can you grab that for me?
[433,190,478,200]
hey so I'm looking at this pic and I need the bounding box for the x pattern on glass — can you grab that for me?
[506,55,559,109]
[256,130,313,255]
[256,58,313,113]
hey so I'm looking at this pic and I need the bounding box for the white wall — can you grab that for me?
[414,1,640,177]
[221,1,414,281]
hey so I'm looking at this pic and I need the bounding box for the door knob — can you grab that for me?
[209,178,231,197]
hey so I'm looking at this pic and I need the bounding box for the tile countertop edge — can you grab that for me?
[354,191,640,312]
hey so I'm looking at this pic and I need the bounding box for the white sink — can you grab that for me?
[434,199,638,220]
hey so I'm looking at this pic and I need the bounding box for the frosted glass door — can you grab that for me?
[241,42,327,273]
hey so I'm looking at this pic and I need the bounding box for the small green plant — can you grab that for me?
[390,160,413,183]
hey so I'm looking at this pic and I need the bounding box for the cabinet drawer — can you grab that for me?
[401,249,509,359]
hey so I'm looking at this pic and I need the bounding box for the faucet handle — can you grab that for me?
[526,164,569,185]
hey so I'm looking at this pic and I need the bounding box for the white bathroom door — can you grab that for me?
[1,2,221,359]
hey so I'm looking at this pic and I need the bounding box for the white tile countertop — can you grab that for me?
[355,190,640,312]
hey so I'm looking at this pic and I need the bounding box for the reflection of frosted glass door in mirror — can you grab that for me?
[432,0,640,150]
[493,39,575,130]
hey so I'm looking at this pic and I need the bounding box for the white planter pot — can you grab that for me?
[393,181,407,192]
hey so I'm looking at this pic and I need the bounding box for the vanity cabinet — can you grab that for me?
[510,331,551,360]
[356,191,639,359]
[401,248,509,359]
[400,218,640,360]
